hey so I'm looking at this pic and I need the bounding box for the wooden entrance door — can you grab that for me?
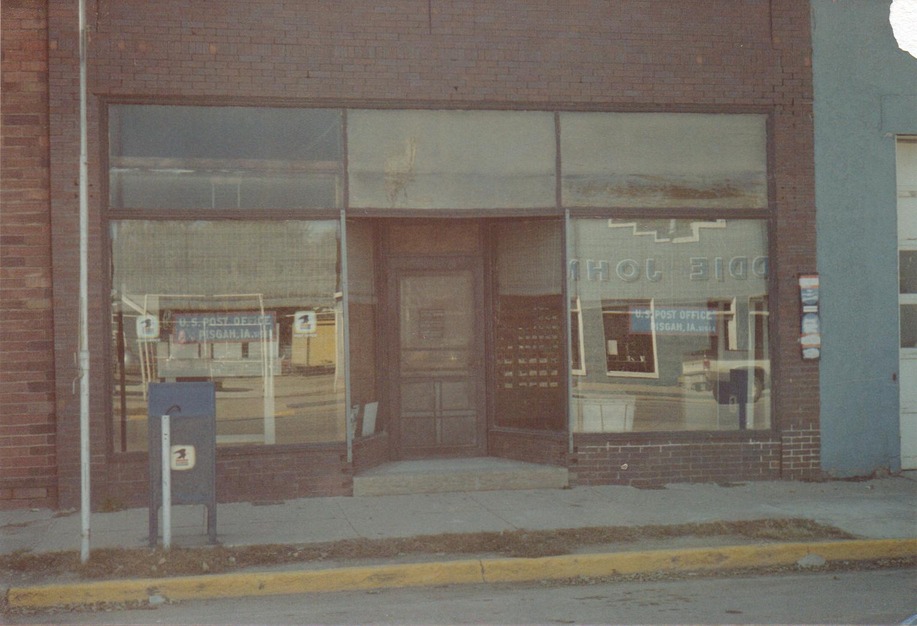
[389,256,486,458]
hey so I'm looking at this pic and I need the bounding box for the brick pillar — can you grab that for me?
[0,0,58,509]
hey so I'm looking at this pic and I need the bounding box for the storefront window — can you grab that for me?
[348,110,556,210]
[110,220,344,450]
[106,105,775,450]
[493,220,566,430]
[569,219,771,432]
[109,106,343,210]
[560,113,767,209]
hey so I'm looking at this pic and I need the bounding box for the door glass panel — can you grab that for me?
[400,272,474,375]
[396,265,480,454]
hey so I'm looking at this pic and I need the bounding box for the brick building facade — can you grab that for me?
[1,0,819,511]
[1,0,58,508]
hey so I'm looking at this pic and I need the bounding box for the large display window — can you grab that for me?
[109,106,343,210]
[560,113,767,209]
[569,219,771,432]
[110,220,344,450]
[106,104,773,454]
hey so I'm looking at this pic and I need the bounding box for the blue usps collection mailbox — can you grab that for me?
[148,382,217,546]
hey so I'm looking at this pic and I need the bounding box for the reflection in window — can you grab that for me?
[570,219,770,432]
[571,297,585,375]
[348,110,556,210]
[602,301,658,376]
[110,220,344,451]
[560,113,768,209]
[109,106,343,210]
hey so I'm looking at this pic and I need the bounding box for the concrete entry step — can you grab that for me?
[353,457,569,496]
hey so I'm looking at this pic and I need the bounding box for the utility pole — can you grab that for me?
[78,0,91,564]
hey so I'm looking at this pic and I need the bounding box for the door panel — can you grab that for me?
[392,262,485,458]
[901,358,917,469]
[899,139,917,469]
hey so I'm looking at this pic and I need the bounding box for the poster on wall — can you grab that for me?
[799,274,821,359]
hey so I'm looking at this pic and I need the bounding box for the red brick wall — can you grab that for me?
[104,447,352,509]
[0,0,58,509]
[572,434,781,488]
[769,1,820,480]
[39,0,818,508]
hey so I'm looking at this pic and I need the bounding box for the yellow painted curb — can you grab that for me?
[6,538,916,609]
[480,538,917,583]
[6,559,484,608]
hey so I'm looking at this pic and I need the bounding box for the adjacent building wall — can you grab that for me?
[811,0,917,476]
[0,0,57,509]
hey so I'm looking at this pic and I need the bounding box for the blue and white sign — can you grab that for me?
[136,314,159,341]
[630,307,716,335]
[293,310,318,337]
[172,312,275,343]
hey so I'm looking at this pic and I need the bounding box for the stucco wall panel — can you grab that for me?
[812,0,917,476]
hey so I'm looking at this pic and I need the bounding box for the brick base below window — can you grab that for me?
[0,485,57,511]
[780,428,822,480]
[81,430,821,509]
[102,446,352,509]
[570,434,783,488]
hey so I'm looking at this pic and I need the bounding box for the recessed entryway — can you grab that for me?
[382,221,487,460]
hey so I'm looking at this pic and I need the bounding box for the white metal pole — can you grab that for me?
[78,0,91,564]
[161,414,171,550]
[340,211,353,463]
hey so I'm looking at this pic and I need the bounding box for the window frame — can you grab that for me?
[101,102,777,455]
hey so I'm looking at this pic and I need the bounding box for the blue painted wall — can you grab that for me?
[812,0,917,476]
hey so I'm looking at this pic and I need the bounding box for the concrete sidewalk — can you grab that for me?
[3,473,915,555]
[3,473,916,609]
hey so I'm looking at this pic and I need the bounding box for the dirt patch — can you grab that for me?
[1,518,854,587]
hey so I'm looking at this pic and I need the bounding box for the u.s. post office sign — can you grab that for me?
[171,312,275,343]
